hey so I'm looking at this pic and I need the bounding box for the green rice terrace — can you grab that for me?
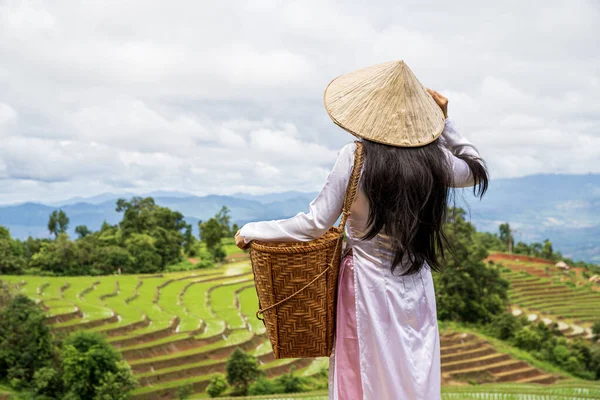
[0,252,598,399]
[487,252,600,340]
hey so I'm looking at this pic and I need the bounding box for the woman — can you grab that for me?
[235,61,488,400]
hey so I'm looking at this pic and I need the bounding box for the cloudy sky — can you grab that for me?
[0,0,598,204]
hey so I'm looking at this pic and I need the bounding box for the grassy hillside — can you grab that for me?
[4,254,599,398]
[487,252,600,338]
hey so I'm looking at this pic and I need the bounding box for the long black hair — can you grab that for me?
[360,139,489,275]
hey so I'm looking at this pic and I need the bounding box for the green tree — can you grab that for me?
[199,218,226,261]
[48,210,70,238]
[199,206,233,261]
[23,236,45,261]
[199,218,222,250]
[32,366,63,398]
[473,231,504,252]
[513,327,544,352]
[206,374,228,397]
[592,321,600,342]
[216,206,232,235]
[100,221,114,232]
[498,222,513,252]
[275,366,305,393]
[125,233,162,273]
[513,241,531,255]
[0,294,59,391]
[177,384,194,399]
[530,242,543,257]
[434,208,509,323]
[0,227,26,274]
[486,312,522,340]
[541,239,554,260]
[61,332,137,400]
[226,348,262,396]
[75,225,91,238]
[93,361,138,400]
[247,377,278,395]
[86,239,133,275]
[116,197,157,237]
[30,233,82,275]
[183,224,196,255]
[590,345,600,379]
[116,197,186,268]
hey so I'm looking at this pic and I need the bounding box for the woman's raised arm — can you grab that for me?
[441,118,485,188]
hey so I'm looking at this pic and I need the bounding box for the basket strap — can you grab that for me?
[338,141,365,229]
[256,267,330,320]
[256,143,364,320]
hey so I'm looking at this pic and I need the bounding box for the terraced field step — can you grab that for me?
[439,333,558,385]
[135,341,275,386]
[498,258,600,332]
[129,330,262,374]
[131,357,315,400]
[120,329,230,362]
[443,352,513,373]
[2,261,570,400]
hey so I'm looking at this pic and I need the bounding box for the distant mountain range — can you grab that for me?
[1,174,598,263]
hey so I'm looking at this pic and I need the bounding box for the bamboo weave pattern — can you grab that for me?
[250,142,364,358]
[324,60,445,147]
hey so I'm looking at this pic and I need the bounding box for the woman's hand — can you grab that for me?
[427,88,448,119]
[235,230,249,250]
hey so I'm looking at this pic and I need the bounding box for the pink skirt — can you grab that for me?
[330,254,363,399]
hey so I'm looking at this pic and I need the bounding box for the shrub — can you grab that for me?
[487,312,522,340]
[513,327,544,352]
[93,361,138,400]
[32,367,62,398]
[589,345,600,379]
[211,245,227,263]
[0,294,58,391]
[582,270,591,279]
[177,384,194,399]
[275,367,306,393]
[61,332,137,399]
[195,259,214,269]
[247,377,278,395]
[206,374,228,398]
[552,344,571,365]
[592,321,600,342]
[226,349,262,396]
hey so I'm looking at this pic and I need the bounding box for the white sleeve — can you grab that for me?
[440,118,483,188]
[239,142,356,243]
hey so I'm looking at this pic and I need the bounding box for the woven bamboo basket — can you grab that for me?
[249,142,364,359]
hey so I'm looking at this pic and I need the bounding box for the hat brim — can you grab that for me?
[324,61,445,147]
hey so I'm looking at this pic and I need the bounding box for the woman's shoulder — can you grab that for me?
[338,141,358,158]
[331,141,361,175]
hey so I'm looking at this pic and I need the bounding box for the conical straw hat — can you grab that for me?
[324,60,445,147]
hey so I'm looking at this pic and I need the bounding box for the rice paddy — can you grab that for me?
[1,252,598,399]
[488,252,600,339]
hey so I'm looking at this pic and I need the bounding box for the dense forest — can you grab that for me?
[0,196,597,278]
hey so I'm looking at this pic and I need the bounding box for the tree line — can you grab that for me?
[476,222,599,273]
[0,198,237,276]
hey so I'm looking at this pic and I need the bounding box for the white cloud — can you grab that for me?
[0,0,598,204]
